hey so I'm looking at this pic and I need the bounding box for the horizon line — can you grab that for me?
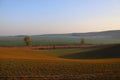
[0,29,120,37]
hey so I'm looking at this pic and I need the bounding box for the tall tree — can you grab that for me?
[24,36,31,46]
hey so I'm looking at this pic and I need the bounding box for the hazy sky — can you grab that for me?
[0,0,120,35]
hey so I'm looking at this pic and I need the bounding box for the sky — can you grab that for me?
[0,0,120,36]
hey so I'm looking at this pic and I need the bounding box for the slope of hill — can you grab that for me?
[0,45,120,80]
[1,30,120,38]
[70,30,120,39]
[38,30,120,39]
[0,30,120,46]
[60,44,120,59]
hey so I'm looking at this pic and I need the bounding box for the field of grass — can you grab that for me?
[0,36,120,46]
[61,44,120,59]
[0,45,120,80]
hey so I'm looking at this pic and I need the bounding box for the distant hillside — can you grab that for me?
[13,30,120,39]
[37,30,120,39]
[60,44,120,59]
[0,30,120,46]
[70,30,120,39]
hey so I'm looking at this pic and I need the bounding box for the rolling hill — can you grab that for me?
[0,30,120,46]
[13,30,120,39]
[60,44,120,59]
[0,44,120,80]
[70,30,120,39]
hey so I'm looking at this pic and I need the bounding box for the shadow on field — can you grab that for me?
[60,44,120,59]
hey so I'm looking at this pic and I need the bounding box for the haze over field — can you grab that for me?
[0,0,120,36]
[0,1,120,79]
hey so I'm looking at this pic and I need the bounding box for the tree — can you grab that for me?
[24,36,31,46]
[81,38,85,44]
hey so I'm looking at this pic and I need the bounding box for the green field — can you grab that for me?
[0,45,120,80]
[0,36,120,46]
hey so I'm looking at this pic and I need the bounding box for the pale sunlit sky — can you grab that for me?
[0,0,120,36]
